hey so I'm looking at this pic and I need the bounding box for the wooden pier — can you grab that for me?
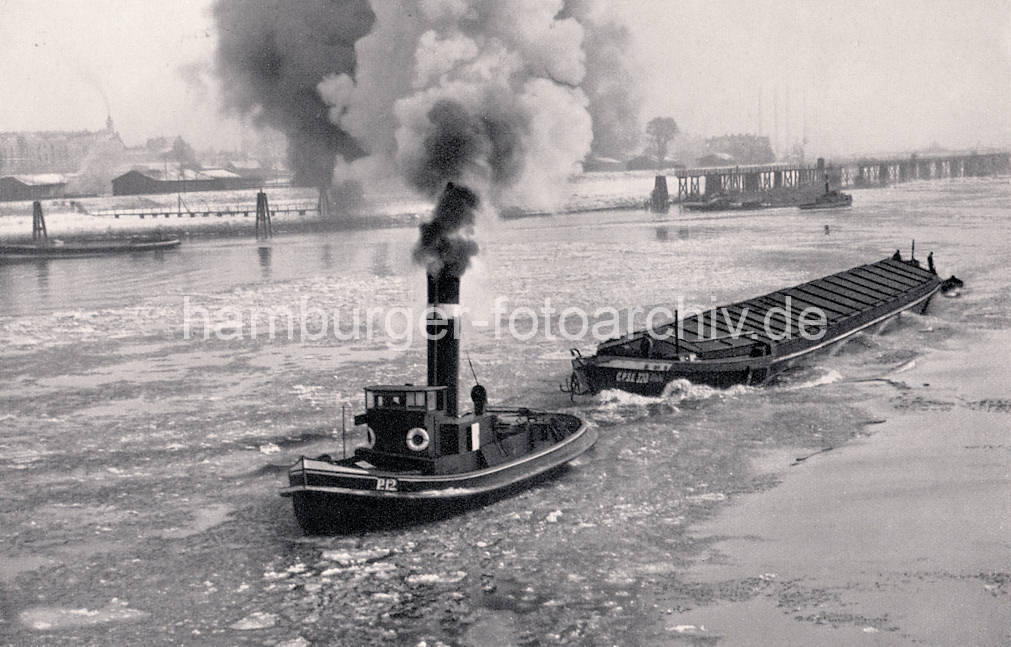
[672,151,1010,202]
[89,200,318,220]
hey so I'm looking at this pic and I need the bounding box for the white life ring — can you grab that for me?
[366,428,376,448]
[406,427,430,452]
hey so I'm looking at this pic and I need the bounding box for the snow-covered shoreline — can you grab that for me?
[0,172,657,241]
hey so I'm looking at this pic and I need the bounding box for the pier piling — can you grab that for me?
[32,201,47,244]
[649,175,670,213]
[255,191,272,239]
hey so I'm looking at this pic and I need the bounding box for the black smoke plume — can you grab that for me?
[213,0,374,187]
[407,99,526,197]
[414,182,480,278]
[408,98,528,276]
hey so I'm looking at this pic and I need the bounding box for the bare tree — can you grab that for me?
[645,117,679,168]
[171,136,199,169]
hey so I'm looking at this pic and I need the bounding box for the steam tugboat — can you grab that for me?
[566,248,959,395]
[280,269,596,534]
[798,178,852,210]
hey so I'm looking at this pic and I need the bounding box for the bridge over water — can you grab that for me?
[669,151,1010,203]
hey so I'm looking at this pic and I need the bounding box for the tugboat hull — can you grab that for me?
[798,196,852,210]
[798,192,852,210]
[289,465,570,534]
[281,410,596,534]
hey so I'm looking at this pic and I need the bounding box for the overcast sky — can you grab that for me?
[1,0,1008,157]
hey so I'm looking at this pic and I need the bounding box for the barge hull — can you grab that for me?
[571,256,943,394]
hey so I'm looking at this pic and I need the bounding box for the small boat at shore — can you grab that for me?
[281,270,596,534]
[565,250,960,395]
[684,197,772,212]
[2,201,181,261]
[798,190,851,210]
[0,237,181,261]
[799,180,852,210]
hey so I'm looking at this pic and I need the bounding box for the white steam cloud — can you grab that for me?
[318,0,595,212]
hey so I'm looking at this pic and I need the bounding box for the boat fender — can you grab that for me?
[406,427,430,452]
[366,428,376,448]
[940,275,963,293]
[471,384,487,416]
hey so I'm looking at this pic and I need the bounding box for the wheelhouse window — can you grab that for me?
[374,393,404,408]
[366,389,435,410]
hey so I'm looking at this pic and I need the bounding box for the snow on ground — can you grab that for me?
[0,173,655,240]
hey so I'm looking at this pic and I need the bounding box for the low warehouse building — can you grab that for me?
[0,174,67,201]
[111,168,248,196]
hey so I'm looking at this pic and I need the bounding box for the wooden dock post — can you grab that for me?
[255,191,272,239]
[744,172,760,193]
[32,201,48,245]
[649,175,669,213]
[318,187,332,219]
[704,173,722,196]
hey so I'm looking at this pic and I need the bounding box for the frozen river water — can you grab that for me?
[1,177,1008,645]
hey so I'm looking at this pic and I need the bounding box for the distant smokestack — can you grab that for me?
[426,270,460,417]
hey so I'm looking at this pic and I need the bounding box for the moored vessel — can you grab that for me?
[0,237,181,261]
[0,200,181,261]
[799,179,852,210]
[683,197,772,212]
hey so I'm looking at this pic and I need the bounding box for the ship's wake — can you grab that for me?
[587,378,751,424]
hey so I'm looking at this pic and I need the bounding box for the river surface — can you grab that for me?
[1,177,1008,645]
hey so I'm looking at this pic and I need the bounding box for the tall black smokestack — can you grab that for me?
[426,270,460,417]
[417,182,480,418]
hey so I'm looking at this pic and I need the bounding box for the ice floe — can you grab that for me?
[230,611,278,630]
[19,599,148,631]
[406,571,467,585]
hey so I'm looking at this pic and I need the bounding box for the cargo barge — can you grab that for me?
[566,250,958,395]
